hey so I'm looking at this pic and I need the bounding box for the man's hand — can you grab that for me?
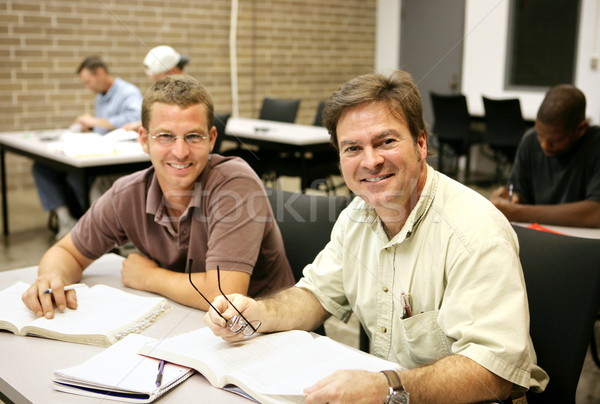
[121,121,142,131]
[490,185,523,221]
[203,293,260,342]
[74,113,97,131]
[21,274,78,319]
[121,253,161,291]
[304,370,389,404]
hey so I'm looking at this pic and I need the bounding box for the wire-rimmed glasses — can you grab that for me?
[151,132,208,144]
[187,259,261,336]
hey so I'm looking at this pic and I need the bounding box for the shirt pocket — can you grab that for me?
[397,310,452,368]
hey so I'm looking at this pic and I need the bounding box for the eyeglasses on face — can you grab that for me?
[187,259,261,336]
[151,132,208,144]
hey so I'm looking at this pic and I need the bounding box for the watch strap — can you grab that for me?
[381,370,403,391]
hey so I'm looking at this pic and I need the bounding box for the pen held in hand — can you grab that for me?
[155,360,166,387]
[508,184,514,202]
[44,283,85,294]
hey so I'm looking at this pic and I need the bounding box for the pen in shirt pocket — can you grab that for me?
[401,291,412,318]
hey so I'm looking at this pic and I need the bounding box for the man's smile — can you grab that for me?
[362,174,393,183]
[168,162,193,169]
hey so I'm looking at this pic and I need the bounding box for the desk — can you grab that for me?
[0,254,249,404]
[0,130,151,236]
[513,222,600,240]
[224,117,333,189]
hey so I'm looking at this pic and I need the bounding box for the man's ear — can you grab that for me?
[138,126,149,153]
[575,119,588,139]
[208,125,218,153]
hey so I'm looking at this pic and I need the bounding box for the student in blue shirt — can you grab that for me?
[33,57,143,239]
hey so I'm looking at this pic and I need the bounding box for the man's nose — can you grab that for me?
[362,147,384,168]
[171,138,191,157]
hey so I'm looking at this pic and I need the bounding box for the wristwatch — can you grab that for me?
[381,370,410,404]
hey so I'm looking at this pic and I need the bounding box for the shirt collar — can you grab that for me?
[376,165,437,246]
[146,168,204,223]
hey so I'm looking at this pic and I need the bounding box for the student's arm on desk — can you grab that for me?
[21,233,93,319]
[304,354,511,404]
[493,198,600,228]
[204,286,330,342]
[120,253,251,311]
[75,113,115,132]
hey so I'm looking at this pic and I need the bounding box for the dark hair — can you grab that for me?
[76,56,109,74]
[141,75,214,130]
[537,84,586,131]
[322,70,430,151]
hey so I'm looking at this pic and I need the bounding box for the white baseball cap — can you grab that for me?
[143,46,188,75]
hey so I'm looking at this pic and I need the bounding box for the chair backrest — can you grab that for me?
[482,96,526,150]
[313,100,326,127]
[430,92,471,143]
[212,112,230,154]
[266,188,350,281]
[512,225,600,404]
[259,97,301,123]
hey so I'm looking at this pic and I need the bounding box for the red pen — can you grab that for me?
[402,291,412,318]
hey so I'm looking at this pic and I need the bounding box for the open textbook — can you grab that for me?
[0,281,170,346]
[40,128,143,158]
[53,334,194,403]
[138,327,401,404]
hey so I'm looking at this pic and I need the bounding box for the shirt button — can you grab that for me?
[382,286,388,292]
[381,326,387,333]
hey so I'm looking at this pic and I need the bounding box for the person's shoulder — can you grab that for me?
[207,154,262,181]
[432,172,512,239]
[114,77,142,95]
[585,125,600,141]
[109,167,153,195]
[520,127,538,144]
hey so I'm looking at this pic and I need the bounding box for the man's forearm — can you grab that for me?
[510,200,600,227]
[38,240,89,284]
[258,287,330,333]
[398,355,512,404]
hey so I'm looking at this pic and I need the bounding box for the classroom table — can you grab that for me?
[224,117,333,189]
[512,222,600,239]
[0,253,250,404]
[0,130,151,236]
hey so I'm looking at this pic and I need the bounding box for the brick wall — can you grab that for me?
[0,0,376,190]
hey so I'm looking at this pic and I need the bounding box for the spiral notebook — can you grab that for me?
[0,281,171,346]
[53,333,194,403]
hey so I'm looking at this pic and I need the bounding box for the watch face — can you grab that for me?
[388,392,409,404]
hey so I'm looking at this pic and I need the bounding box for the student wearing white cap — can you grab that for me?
[121,46,190,132]
[143,45,190,83]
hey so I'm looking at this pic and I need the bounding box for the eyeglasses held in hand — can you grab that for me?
[151,132,208,144]
[187,259,261,336]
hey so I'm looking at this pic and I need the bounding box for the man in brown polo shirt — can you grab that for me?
[22,75,294,319]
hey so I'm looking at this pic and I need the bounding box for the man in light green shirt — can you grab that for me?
[205,70,548,403]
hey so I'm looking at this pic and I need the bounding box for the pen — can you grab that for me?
[401,291,412,318]
[155,360,166,387]
[44,283,85,294]
[508,184,514,202]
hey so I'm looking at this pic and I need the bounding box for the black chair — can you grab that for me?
[592,312,600,369]
[224,98,301,181]
[482,96,527,183]
[272,101,341,193]
[430,92,482,177]
[512,225,600,404]
[259,97,301,123]
[212,112,230,154]
[266,187,351,335]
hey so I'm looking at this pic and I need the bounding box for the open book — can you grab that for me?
[138,327,400,404]
[53,334,194,403]
[0,281,170,346]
